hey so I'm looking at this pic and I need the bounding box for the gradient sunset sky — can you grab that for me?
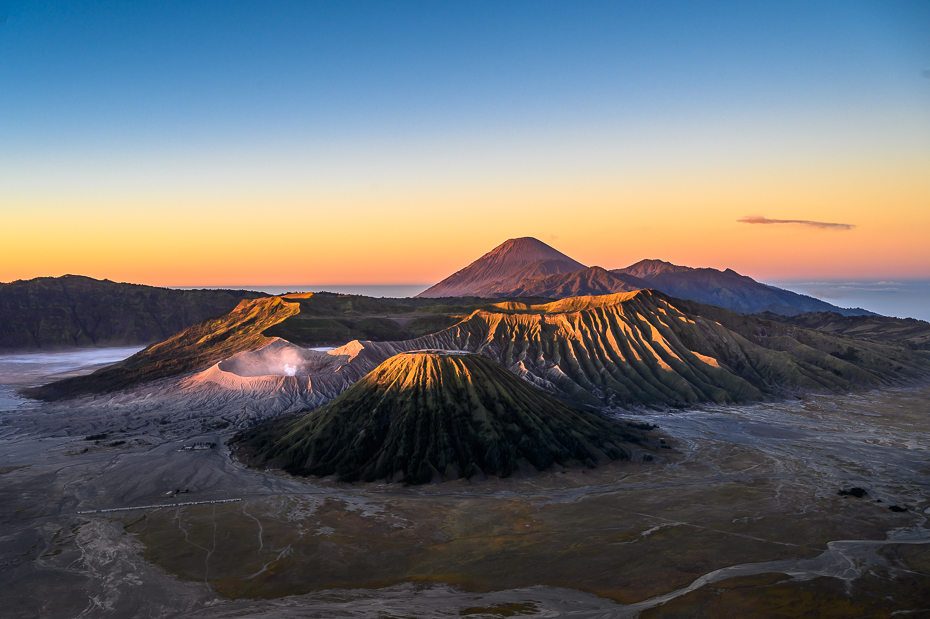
[2,1,928,286]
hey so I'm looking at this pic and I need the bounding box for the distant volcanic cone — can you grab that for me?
[234,351,650,483]
[416,237,587,298]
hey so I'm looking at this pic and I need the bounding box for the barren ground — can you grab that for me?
[1,348,928,618]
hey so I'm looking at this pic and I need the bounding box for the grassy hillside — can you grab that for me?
[0,275,266,351]
[757,311,930,351]
[235,352,652,483]
[260,293,553,346]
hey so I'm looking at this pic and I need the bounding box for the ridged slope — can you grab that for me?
[409,291,925,408]
[29,291,926,414]
[26,297,300,400]
[506,266,646,299]
[236,352,649,483]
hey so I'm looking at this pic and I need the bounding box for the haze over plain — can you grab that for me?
[1,1,929,291]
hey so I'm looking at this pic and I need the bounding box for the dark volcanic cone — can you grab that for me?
[234,351,650,483]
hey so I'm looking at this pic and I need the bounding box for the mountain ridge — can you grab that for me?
[504,266,646,299]
[614,259,694,279]
[23,296,300,401]
[616,266,874,316]
[0,275,267,351]
[28,290,926,418]
[416,237,876,317]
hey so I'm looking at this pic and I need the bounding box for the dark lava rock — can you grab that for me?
[889,505,908,513]
[838,487,867,498]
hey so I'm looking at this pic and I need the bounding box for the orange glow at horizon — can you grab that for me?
[4,2,930,292]
[3,131,929,287]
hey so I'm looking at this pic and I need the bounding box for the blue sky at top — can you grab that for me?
[2,1,927,150]
[1,1,929,290]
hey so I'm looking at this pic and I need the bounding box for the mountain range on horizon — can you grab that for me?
[417,237,875,317]
[0,237,888,355]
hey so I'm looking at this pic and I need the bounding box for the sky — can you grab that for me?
[1,1,929,287]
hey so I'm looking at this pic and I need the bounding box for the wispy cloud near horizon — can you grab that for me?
[738,216,855,230]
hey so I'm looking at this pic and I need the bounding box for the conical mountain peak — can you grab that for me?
[234,351,650,483]
[482,237,580,264]
[417,237,586,298]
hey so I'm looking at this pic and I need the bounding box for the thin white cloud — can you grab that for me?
[738,216,854,230]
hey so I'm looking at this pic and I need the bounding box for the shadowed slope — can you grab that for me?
[614,259,694,279]
[415,239,870,316]
[417,238,586,298]
[611,263,874,316]
[757,312,930,351]
[25,297,300,400]
[0,275,266,351]
[235,352,651,483]
[506,266,646,299]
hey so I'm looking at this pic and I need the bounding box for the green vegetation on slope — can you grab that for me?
[0,278,550,353]
[756,311,930,352]
[25,297,299,400]
[260,293,553,346]
[235,352,651,483]
[0,275,266,351]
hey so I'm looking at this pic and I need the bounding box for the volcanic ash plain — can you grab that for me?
[1,350,930,618]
